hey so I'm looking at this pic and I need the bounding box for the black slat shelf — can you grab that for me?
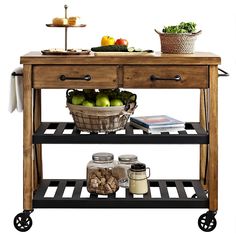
[33,179,208,209]
[33,122,208,144]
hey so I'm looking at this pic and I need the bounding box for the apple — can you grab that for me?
[72,94,85,105]
[115,38,128,46]
[82,100,95,107]
[110,99,123,106]
[96,96,110,107]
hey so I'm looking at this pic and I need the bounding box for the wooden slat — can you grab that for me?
[35,122,50,135]
[108,193,116,199]
[90,193,98,199]
[33,180,51,200]
[191,180,207,199]
[125,188,133,199]
[53,180,67,199]
[21,52,221,66]
[175,180,188,199]
[178,130,187,135]
[72,124,80,135]
[158,180,169,199]
[125,124,134,135]
[54,122,67,135]
[160,132,169,135]
[191,122,208,135]
[144,181,152,199]
[72,180,84,199]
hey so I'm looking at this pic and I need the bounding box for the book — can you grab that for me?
[130,115,185,129]
[130,120,185,134]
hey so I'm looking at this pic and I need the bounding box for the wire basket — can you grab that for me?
[66,96,137,133]
[155,29,201,54]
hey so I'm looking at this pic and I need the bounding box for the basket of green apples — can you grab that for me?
[66,89,137,133]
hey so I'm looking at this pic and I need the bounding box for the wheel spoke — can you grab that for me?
[14,212,33,232]
[198,212,217,232]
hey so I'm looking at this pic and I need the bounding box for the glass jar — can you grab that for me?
[128,163,150,194]
[113,154,139,188]
[87,152,119,195]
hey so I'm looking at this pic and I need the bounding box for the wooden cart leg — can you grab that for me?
[208,65,218,211]
[200,89,209,190]
[23,65,33,210]
[33,89,42,191]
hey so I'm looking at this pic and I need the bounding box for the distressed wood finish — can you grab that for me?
[33,89,42,190]
[21,52,221,65]
[200,89,209,189]
[208,66,218,211]
[23,65,33,210]
[33,65,118,88]
[124,65,208,88]
[20,51,221,214]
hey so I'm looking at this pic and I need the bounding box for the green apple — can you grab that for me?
[82,100,95,107]
[72,94,85,105]
[96,96,110,107]
[110,99,123,106]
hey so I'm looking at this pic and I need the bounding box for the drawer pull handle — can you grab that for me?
[150,74,181,81]
[60,74,92,81]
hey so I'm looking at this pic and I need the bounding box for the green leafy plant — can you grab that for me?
[163,22,197,33]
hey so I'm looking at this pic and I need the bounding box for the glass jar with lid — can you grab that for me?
[113,154,139,188]
[128,163,150,194]
[86,152,119,195]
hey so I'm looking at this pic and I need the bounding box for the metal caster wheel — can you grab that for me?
[14,211,33,232]
[198,211,217,232]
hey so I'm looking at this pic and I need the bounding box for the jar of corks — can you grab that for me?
[113,154,139,188]
[87,152,119,195]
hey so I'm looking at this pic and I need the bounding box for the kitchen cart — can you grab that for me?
[14,52,224,232]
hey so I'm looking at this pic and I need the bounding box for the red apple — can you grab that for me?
[115,38,128,46]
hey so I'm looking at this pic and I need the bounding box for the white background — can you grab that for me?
[1,0,236,235]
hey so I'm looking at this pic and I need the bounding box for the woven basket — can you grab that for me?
[67,102,136,133]
[155,30,201,54]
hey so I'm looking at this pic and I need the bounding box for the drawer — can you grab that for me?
[33,65,118,88]
[123,66,208,88]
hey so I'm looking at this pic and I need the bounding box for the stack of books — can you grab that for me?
[130,115,185,134]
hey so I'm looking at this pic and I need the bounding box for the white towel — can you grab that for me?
[9,67,23,112]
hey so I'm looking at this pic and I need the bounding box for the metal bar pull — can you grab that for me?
[150,74,181,81]
[59,74,92,81]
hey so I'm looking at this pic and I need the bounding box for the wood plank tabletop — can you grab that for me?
[21,51,221,65]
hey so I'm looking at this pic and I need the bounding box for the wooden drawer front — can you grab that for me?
[124,66,208,88]
[33,65,118,88]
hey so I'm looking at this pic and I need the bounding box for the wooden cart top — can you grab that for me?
[21,51,221,65]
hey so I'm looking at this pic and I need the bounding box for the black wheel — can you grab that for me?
[14,212,33,232]
[198,212,217,232]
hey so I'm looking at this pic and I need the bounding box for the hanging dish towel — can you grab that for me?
[9,67,23,112]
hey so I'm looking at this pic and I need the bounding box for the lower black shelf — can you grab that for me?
[33,122,208,144]
[33,179,208,209]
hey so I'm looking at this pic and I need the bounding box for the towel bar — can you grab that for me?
[12,72,23,76]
